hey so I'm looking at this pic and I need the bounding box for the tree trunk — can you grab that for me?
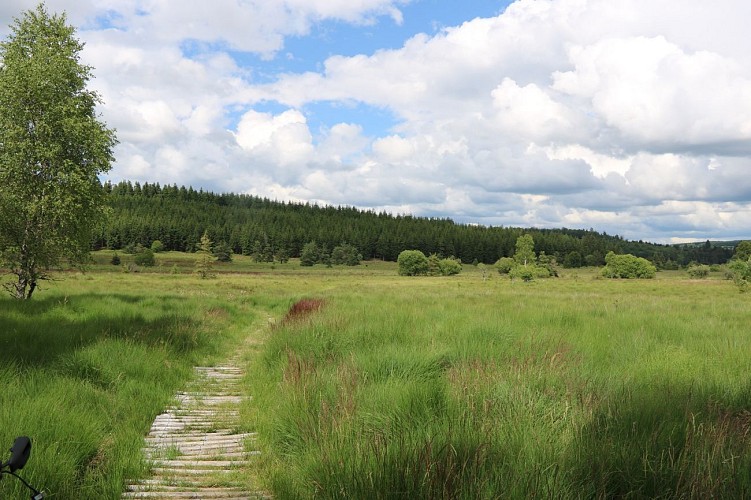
[12,275,28,300]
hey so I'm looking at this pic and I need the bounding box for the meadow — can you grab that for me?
[1,255,750,498]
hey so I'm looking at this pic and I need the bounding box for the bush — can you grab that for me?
[510,265,535,282]
[133,248,155,267]
[150,240,164,253]
[687,264,710,278]
[601,252,656,279]
[397,250,429,276]
[438,258,462,276]
[727,258,751,292]
[509,264,550,282]
[110,253,121,265]
[495,257,515,275]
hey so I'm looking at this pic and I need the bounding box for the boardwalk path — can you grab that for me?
[123,364,268,499]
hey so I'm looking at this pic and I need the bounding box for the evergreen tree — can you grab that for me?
[300,241,320,266]
[213,241,232,262]
[195,231,215,278]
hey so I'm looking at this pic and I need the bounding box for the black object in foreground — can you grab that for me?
[1,437,44,499]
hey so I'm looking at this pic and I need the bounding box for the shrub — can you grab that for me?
[133,248,155,267]
[150,240,164,253]
[687,264,710,278]
[495,257,515,275]
[397,250,429,276]
[727,258,751,293]
[110,253,121,265]
[509,264,550,282]
[601,252,656,279]
[438,258,462,276]
[510,265,535,282]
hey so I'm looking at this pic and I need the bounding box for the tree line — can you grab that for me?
[92,181,734,267]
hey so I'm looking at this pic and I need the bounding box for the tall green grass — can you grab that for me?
[0,271,266,498]
[248,271,751,498]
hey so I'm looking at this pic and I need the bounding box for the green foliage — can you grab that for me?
[330,243,362,266]
[537,251,558,277]
[496,257,516,274]
[427,253,441,276]
[733,241,751,262]
[110,253,121,266]
[133,248,155,267]
[397,250,429,276]
[123,242,140,254]
[150,240,165,253]
[0,5,117,299]
[727,258,750,292]
[602,251,656,279]
[438,257,462,276]
[498,246,555,281]
[687,264,710,278]
[300,241,320,266]
[194,231,215,278]
[212,241,232,262]
[514,234,536,266]
[563,251,584,268]
[299,241,361,267]
[509,264,551,281]
[92,181,734,267]
[276,247,290,264]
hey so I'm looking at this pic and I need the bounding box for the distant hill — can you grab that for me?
[94,181,734,267]
[677,240,740,250]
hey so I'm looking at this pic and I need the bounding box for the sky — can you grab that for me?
[2,0,751,243]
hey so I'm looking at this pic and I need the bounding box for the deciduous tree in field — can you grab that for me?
[514,234,535,267]
[0,4,117,299]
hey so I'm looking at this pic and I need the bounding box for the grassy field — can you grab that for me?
[2,257,750,498]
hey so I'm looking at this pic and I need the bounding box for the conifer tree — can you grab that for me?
[195,232,215,279]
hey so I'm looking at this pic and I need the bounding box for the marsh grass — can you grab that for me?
[0,270,272,498]
[3,259,749,498]
[248,271,751,498]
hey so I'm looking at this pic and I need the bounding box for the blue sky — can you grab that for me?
[221,1,513,139]
[2,0,751,243]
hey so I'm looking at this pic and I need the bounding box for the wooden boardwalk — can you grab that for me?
[123,366,268,499]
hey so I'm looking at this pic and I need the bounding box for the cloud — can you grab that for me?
[553,36,751,153]
[2,0,751,242]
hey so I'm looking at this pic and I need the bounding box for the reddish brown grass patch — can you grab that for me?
[281,298,325,325]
